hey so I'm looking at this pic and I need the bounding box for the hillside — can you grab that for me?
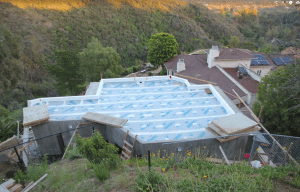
[0,0,299,121]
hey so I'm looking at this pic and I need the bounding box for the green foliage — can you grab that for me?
[147,33,179,67]
[0,106,10,118]
[0,117,17,142]
[75,130,120,169]
[45,30,83,95]
[253,62,300,136]
[78,37,123,82]
[148,72,153,76]
[15,155,49,183]
[133,66,137,73]
[229,36,240,48]
[93,162,110,181]
[135,170,163,191]
[159,68,167,75]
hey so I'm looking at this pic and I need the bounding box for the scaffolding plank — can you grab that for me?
[82,112,128,128]
[23,104,49,127]
[211,113,258,135]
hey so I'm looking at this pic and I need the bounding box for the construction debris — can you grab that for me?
[206,113,261,142]
[23,104,49,127]
[0,179,23,192]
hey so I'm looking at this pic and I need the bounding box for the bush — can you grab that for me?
[148,72,153,76]
[93,162,110,181]
[133,66,137,73]
[14,155,49,183]
[75,130,120,169]
[0,117,17,142]
[135,170,163,191]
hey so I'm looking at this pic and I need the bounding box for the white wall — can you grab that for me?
[250,66,272,77]
[207,49,220,68]
[211,59,252,69]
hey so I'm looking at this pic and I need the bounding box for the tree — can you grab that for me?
[253,61,300,136]
[229,36,240,48]
[147,33,179,67]
[45,30,83,95]
[78,37,123,82]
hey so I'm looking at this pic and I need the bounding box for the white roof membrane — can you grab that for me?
[27,76,235,142]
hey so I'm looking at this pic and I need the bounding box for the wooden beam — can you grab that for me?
[258,106,264,121]
[222,90,239,99]
[174,73,217,85]
[10,141,34,159]
[21,182,34,192]
[2,179,15,189]
[219,146,230,165]
[232,89,300,167]
[23,174,48,192]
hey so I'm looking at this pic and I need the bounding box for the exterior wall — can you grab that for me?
[207,49,220,68]
[250,66,272,77]
[211,59,251,69]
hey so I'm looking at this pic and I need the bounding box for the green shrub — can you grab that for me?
[148,72,153,76]
[93,162,110,181]
[135,170,163,191]
[0,117,17,142]
[75,130,120,169]
[133,66,137,73]
[14,155,48,183]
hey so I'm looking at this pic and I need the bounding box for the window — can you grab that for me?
[257,70,262,76]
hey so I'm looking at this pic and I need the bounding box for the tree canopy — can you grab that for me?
[78,37,123,82]
[147,33,179,67]
[253,61,300,136]
[45,30,83,95]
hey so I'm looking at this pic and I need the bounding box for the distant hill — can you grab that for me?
[0,0,299,111]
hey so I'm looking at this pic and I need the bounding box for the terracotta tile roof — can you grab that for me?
[215,48,255,60]
[164,54,247,100]
[223,68,259,93]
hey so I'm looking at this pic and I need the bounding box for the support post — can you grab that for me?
[57,133,65,156]
[148,149,151,172]
[284,142,293,166]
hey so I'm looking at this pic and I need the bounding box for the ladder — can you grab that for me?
[120,130,137,160]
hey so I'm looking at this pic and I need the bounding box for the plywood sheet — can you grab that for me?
[205,127,241,143]
[82,112,128,128]
[208,122,261,136]
[23,104,49,127]
[211,113,258,135]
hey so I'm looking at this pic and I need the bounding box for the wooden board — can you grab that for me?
[208,122,261,136]
[82,112,128,128]
[205,88,212,94]
[0,185,9,192]
[211,113,258,135]
[205,127,242,143]
[23,104,49,127]
[1,179,15,189]
[8,184,22,192]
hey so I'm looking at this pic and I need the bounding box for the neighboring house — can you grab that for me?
[164,54,258,105]
[206,46,278,78]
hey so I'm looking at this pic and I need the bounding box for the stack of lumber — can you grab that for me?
[0,179,23,192]
[206,113,261,142]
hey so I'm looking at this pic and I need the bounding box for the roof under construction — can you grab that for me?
[26,76,236,143]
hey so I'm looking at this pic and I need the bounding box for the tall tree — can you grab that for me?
[253,61,300,136]
[45,30,83,95]
[78,37,123,82]
[147,33,179,67]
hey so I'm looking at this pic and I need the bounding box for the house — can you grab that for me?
[206,46,278,78]
[164,54,259,105]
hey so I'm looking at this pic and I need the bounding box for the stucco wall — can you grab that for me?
[250,66,272,77]
[211,59,251,69]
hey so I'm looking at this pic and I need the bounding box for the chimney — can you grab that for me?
[177,59,185,73]
[207,45,220,68]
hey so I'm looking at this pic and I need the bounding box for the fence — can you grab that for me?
[250,133,300,167]
[1,128,300,178]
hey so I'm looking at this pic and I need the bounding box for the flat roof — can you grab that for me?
[27,76,236,142]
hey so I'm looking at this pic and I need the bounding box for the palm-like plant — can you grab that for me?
[0,117,16,142]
